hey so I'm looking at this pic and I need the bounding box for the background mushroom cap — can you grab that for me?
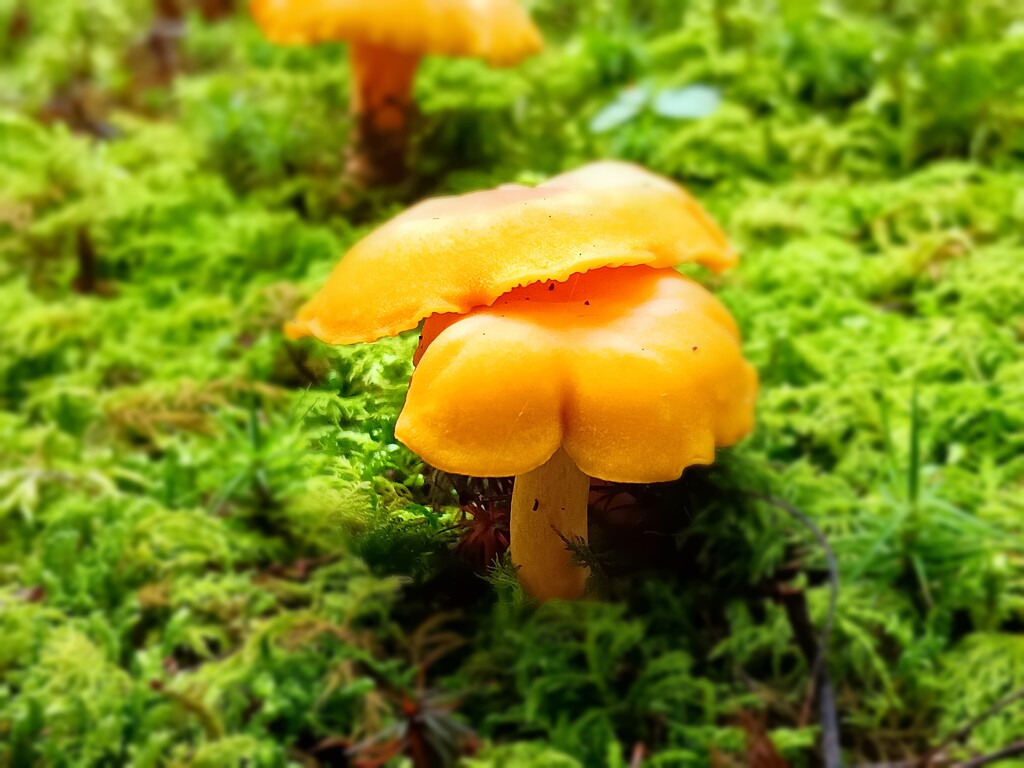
[251,0,543,66]
[395,265,758,482]
[287,162,737,345]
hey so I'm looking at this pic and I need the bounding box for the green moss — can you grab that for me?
[1,0,1023,765]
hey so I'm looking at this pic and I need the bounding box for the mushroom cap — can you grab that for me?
[395,265,758,482]
[287,162,737,345]
[251,0,543,66]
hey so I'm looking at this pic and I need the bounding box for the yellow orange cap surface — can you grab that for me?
[251,0,543,65]
[287,162,737,345]
[395,266,758,482]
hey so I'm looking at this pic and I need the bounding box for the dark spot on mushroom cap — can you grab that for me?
[532,498,539,511]
[584,300,590,306]
[692,346,698,351]
[548,284,555,291]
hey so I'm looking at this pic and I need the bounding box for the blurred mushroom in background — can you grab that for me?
[251,0,543,186]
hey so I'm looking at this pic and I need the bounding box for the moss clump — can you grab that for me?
[1,0,1023,765]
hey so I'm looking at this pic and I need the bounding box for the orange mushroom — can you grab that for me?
[251,0,543,184]
[402,266,757,599]
[287,161,758,601]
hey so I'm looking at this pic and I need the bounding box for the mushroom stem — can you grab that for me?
[510,448,590,601]
[347,41,420,185]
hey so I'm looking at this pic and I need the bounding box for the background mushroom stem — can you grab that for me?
[347,41,420,185]
[510,448,590,602]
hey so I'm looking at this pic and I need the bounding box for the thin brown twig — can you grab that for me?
[859,740,1024,768]
[926,688,1024,762]
[857,686,1024,768]
[953,740,1024,768]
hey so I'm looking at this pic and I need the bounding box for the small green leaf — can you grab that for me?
[588,85,650,133]
[653,84,721,119]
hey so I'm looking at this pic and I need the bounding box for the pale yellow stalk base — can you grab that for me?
[510,448,590,601]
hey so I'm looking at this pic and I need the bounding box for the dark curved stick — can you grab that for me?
[747,492,842,768]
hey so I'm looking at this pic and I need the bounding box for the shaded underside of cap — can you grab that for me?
[287,163,737,345]
[251,0,543,65]
[395,266,758,482]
